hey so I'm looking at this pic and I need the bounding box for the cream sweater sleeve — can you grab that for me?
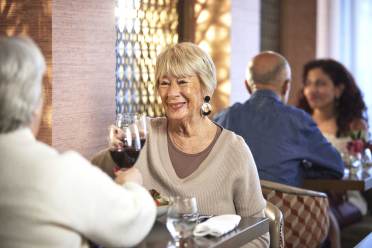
[232,137,269,247]
[47,151,156,247]
[232,136,266,216]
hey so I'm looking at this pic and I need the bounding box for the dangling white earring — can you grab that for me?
[200,96,212,116]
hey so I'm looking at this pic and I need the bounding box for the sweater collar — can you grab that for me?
[0,128,35,144]
[155,118,231,183]
[250,89,281,102]
[0,128,35,141]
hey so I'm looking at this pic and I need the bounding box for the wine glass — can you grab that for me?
[110,113,141,169]
[166,197,198,247]
[135,113,147,148]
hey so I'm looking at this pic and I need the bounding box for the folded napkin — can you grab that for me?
[193,214,241,237]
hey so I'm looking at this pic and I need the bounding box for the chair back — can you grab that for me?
[265,201,284,248]
[261,180,330,248]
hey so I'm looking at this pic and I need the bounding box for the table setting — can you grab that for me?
[302,131,372,192]
[341,132,372,177]
[154,196,241,248]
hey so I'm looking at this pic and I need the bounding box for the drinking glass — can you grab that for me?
[362,148,372,169]
[166,197,198,246]
[110,113,141,169]
[135,113,147,148]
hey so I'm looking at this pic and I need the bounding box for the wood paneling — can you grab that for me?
[279,0,317,105]
[178,0,195,43]
[193,0,231,113]
[52,0,115,159]
[260,0,280,52]
[0,0,52,145]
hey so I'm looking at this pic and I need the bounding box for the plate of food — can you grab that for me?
[156,205,169,217]
[150,189,170,217]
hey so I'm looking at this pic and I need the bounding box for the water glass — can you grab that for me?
[350,159,362,175]
[362,148,372,169]
[166,197,198,245]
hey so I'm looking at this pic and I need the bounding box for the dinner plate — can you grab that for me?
[156,205,169,217]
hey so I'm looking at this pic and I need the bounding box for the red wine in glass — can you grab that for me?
[124,147,140,165]
[110,147,140,169]
[111,116,142,169]
[109,150,127,169]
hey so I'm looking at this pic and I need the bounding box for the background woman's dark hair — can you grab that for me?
[298,59,367,137]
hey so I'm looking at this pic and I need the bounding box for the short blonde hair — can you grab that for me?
[155,42,216,94]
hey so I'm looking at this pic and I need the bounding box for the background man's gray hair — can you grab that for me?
[0,36,46,133]
[246,52,291,85]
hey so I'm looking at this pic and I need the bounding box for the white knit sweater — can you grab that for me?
[0,128,156,248]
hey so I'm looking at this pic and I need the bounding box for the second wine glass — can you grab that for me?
[135,113,147,148]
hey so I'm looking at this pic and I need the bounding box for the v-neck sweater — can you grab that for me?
[91,117,269,246]
[167,126,222,178]
[136,117,266,218]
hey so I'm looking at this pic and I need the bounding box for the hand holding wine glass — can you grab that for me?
[108,125,124,151]
[110,113,142,170]
[114,167,143,185]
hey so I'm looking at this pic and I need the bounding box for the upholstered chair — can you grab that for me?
[265,201,284,248]
[261,180,330,248]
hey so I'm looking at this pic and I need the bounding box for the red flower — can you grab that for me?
[347,139,365,155]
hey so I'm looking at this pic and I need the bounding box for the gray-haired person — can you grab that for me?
[0,36,155,248]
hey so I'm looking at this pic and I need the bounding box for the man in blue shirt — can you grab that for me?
[214,51,344,186]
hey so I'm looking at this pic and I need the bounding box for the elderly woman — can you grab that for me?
[298,59,368,151]
[94,42,269,246]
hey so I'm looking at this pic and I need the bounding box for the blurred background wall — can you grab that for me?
[0,0,52,145]
[178,0,316,109]
[316,0,372,132]
[0,0,115,159]
[52,0,115,159]
[1,0,370,157]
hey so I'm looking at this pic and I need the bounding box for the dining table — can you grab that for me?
[303,167,372,192]
[355,232,372,248]
[135,216,270,248]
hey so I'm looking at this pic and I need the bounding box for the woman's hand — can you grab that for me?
[114,167,143,185]
[108,125,124,151]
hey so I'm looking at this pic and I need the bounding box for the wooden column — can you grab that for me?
[279,0,317,105]
[1,0,116,159]
[0,0,52,145]
[52,0,115,159]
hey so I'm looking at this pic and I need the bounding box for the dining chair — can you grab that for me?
[261,180,330,248]
[264,201,284,248]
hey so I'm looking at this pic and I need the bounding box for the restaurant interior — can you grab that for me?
[1,0,372,247]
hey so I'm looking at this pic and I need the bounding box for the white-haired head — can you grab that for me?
[0,36,46,133]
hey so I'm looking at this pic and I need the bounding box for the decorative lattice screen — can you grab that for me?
[115,0,179,117]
